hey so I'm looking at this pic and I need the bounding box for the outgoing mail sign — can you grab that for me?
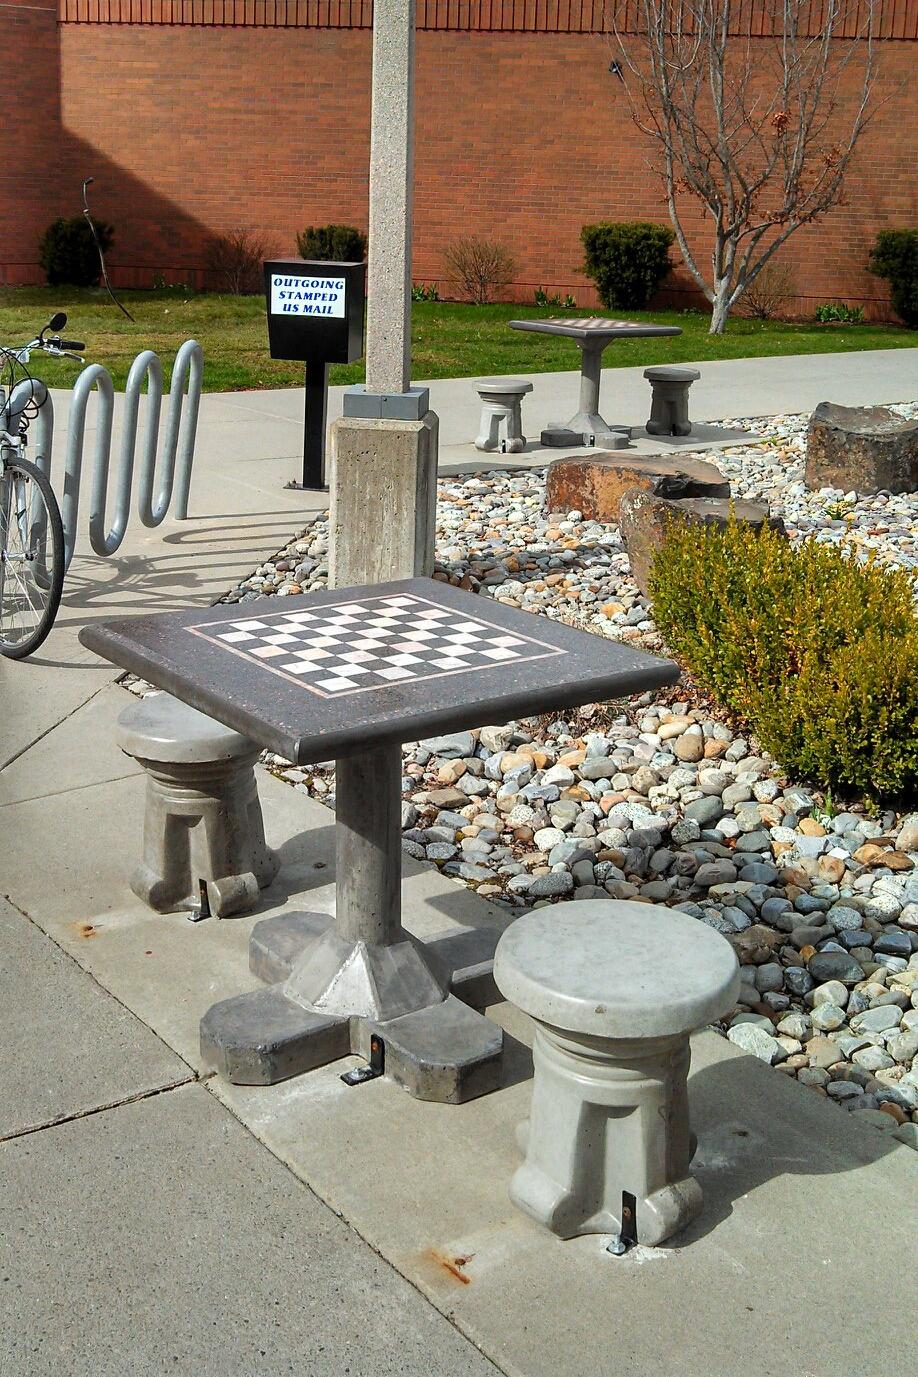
[264,258,366,362]
[270,275,346,318]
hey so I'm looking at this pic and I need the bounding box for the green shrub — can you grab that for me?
[296,224,367,262]
[411,282,440,301]
[814,302,864,324]
[38,216,113,287]
[649,519,918,800]
[868,228,918,328]
[580,221,674,310]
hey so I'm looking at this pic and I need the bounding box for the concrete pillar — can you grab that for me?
[329,412,438,585]
[365,0,415,395]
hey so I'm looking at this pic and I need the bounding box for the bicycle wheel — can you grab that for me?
[0,455,65,659]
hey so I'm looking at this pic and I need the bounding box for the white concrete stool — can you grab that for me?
[117,692,280,918]
[494,900,739,1245]
[644,365,701,437]
[474,378,534,453]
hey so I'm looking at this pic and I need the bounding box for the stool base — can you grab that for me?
[130,752,279,918]
[510,1022,702,1246]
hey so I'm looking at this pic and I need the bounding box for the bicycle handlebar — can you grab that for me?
[59,339,85,352]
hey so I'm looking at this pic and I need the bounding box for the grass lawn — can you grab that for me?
[0,285,913,392]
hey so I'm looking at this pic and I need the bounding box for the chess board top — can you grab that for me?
[80,578,678,765]
[509,317,682,341]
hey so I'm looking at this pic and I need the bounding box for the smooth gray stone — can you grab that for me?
[808,952,865,984]
[494,899,739,1039]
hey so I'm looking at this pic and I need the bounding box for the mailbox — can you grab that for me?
[264,258,366,363]
[263,258,366,490]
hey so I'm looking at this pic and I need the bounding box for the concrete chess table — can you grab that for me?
[80,578,679,1103]
[509,317,682,448]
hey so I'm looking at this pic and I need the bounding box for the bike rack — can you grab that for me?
[25,339,203,571]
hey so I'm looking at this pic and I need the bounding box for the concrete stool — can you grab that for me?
[494,900,739,1246]
[117,692,280,918]
[644,366,701,437]
[475,378,534,453]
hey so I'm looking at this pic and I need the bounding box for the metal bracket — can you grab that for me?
[340,1034,385,1086]
[606,1191,638,1256]
[188,878,211,923]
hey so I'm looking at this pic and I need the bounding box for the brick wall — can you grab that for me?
[1,1,61,284]
[5,7,917,316]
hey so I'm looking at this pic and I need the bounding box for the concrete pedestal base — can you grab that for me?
[117,694,279,918]
[510,1024,701,1244]
[201,910,504,1101]
[200,744,506,1103]
[329,412,438,585]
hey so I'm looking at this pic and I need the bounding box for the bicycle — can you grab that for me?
[0,312,84,658]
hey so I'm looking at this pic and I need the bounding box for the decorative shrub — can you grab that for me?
[736,260,796,320]
[206,228,270,294]
[296,224,367,262]
[649,519,918,800]
[411,281,440,301]
[38,216,113,287]
[580,221,674,310]
[534,287,577,308]
[868,228,918,328]
[444,236,516,304]
[814,302,864,324]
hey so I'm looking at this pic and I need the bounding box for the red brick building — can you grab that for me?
[6,1,917,316]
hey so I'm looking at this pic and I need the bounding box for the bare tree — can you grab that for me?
[613,1,880,332]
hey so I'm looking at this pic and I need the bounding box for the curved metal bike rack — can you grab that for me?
[29,339,203,570]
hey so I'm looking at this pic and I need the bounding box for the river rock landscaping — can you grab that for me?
[185,405,918,1147]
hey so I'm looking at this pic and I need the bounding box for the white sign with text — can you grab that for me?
[270,274,346,318]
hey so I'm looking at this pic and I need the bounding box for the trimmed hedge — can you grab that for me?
[296,224,367,262]
[39,216,113,287]
[868,228,918,329]
[649,519,918,800]
[581,221,674,310]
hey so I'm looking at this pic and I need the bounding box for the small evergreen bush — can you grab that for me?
[650,519,918,800]
[296,224,367,262]
[868,228,918,328]
[580,221,674,310]
[38,216,113,287]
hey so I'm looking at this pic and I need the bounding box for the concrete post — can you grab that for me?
[365,0,415,395]
[333,0,437,586]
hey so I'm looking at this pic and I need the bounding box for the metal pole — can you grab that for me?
[365,0,415,395]
[301,359,329,490]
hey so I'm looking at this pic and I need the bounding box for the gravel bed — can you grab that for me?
[149,406,918,1146]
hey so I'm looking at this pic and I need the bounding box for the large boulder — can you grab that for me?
[546,451,729,523]
[619,489,786,597]
[805,402,918,494]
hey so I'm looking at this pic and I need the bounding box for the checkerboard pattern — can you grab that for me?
[188,592,562,698]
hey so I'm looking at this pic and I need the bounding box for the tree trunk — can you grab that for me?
[709,281,732,334]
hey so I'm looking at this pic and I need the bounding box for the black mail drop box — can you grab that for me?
[264,258,366,363]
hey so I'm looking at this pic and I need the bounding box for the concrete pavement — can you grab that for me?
[2,347,917,1374]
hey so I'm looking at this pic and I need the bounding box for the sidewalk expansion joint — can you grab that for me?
[0,1074,205,1144]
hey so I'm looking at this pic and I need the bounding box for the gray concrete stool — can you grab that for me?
[494,899,739,1246]
[644,365,701,437]
[117,692,280,918]
[475,378,534,453]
